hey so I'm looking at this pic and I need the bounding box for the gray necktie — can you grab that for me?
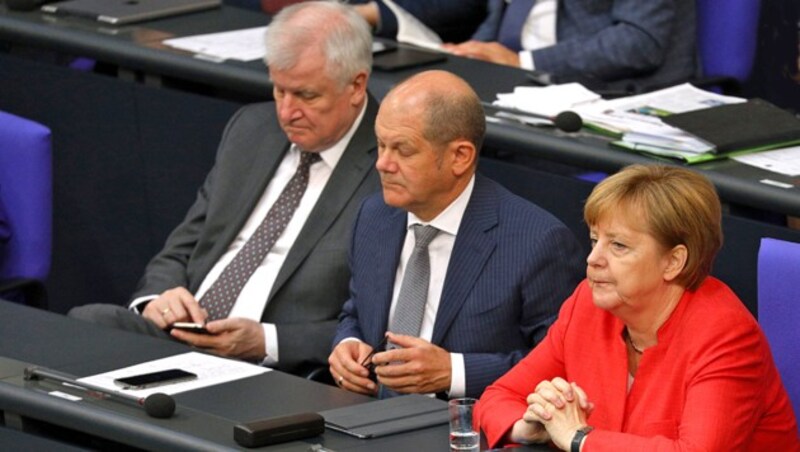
[200,151,321,321]
[388,224,440,338]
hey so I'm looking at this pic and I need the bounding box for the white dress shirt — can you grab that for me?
[517,0,558,70]
[387,175,475,397]
[132,103,367,366]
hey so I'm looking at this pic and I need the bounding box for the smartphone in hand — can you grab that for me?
[360,336,389,381]
[113,369,197,390]
[171,322,211,334]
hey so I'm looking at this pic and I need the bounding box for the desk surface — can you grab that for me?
[2,5,798,217]
[0,301,547,451]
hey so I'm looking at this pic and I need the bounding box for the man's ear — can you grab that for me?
[450,139,477,177]
[349,71,369,106]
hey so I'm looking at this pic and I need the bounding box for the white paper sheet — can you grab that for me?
[494,82,602,117]
[78,351,269,398]
[733,145,800,176]
[382,0,443,51]
[163,26,268,62]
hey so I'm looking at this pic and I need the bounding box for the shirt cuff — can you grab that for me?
[261,323,279,366]
[129,295,158,313]
[448,353,466,398]
[519,51,535,70]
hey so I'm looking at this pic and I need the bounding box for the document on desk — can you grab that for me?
[571,83,749,162]
[163,26,268,62]
[493,83,602,118]
[383,0,443,51]
[78,351,269,398]
[733,145,800,177]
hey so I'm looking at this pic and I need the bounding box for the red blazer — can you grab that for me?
[478,278,799,451]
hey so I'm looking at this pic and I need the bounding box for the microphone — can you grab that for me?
[23,366,176,419]
[482,102,584,133]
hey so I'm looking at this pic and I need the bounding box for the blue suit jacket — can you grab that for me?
[476,0,698,92]
[334,174,584,398]
[350,0,488,43]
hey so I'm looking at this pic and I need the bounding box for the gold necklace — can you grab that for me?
[626,330,645,354]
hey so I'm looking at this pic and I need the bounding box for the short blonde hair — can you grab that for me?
[584,164,722,291]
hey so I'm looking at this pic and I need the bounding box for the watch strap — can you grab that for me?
[570,426,593,452]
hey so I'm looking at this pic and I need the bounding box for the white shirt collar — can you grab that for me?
[291,101,368,169]
[406,174,476,236]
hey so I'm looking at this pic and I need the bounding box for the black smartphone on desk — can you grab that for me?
[372,47,446,71]
[113,369,197,390]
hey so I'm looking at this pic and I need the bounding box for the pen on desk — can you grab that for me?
[308,444,337,452]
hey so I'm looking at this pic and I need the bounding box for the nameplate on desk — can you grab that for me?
[319,394,448,439]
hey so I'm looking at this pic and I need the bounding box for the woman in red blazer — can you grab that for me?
[477,165,799,451]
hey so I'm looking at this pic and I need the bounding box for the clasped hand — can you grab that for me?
[328,332,451,396]
[511,377,594,450]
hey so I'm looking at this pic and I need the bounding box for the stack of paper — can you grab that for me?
[493,83,602,118]
[489,81,799,164]
[573,84,748,162]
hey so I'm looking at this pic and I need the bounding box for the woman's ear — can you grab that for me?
[664,244,688,282]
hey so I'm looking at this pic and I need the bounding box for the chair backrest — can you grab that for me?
[696,0,760,82]
[0,110,52,282]
[757,237,800,418]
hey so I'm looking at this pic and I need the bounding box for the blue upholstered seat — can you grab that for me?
[0,110,52,308]
[758,237,800,422]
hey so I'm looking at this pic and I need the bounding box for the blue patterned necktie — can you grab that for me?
[200,151,320,321]
[497,0,536,51]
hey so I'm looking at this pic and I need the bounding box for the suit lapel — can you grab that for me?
[193,109,288,290]
[269,97,379,300]
[431,175,498,344]
[367,207,407,344]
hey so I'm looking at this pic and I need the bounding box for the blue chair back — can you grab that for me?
[696,0,760,82]
[0,111,52,288]
[758,237,800,419]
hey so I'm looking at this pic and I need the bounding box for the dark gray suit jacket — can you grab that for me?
[131,99,381,374]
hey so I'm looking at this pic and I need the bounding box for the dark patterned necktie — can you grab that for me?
[200,151,321,321]
[388,224,440,338]
[497,0,536,51]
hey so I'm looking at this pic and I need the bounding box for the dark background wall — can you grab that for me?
[0,53,243,313]
[744,0,800,111]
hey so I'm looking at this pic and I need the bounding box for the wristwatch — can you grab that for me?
[570,426,593,452]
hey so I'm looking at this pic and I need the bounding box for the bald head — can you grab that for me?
[382,70,486,153]
[375,71,484,220]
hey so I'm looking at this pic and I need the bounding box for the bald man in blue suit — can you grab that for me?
[328,71,583,399]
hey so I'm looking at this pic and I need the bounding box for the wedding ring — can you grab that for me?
[338,376,344,386]
[161,308,171,316]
